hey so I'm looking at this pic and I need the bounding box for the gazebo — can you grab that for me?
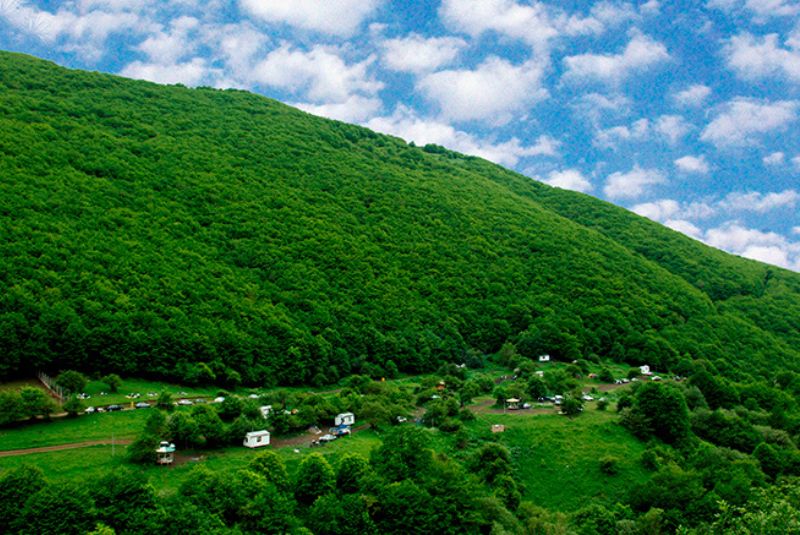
[505,398,520,410]
[156,441,176,465]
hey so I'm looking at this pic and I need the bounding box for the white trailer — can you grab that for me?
[243,430,270,448]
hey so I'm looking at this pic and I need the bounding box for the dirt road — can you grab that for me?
[0,439,133,457]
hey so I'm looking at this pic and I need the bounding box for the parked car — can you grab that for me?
[177,399,193,406]
[85,406,96,414]
[213,396,225,403]
[319,434,337,443]
[135,402,150,409]
[106,404,122,411]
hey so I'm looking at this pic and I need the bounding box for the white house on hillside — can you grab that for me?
[538,354,551,362]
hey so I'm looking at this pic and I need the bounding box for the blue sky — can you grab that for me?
[1,0,799,270]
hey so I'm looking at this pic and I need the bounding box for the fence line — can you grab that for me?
[37,372,66,404]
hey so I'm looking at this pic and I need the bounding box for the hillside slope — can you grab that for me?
[1,51,798,385]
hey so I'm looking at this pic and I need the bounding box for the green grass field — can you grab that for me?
[0,410,149,451]
[472,409,648,511]
[0,445,126,481]
[0,428,383,496]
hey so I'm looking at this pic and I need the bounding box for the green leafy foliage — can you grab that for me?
[0,52,797,387]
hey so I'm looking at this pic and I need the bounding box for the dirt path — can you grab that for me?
[0,439,133,457]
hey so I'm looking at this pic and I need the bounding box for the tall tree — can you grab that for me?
[294,453,335,506]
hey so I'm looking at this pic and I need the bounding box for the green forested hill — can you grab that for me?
[1,51,798,385]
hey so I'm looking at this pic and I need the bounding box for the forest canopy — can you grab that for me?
[0,51,799,386]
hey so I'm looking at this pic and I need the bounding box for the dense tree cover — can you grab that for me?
[0,52,799,385]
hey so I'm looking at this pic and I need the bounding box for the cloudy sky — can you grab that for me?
[2,1,799,271]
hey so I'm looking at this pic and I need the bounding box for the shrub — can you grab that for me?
[600,456,620,475]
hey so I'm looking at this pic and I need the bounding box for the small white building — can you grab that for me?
[535,370,544,377]
[243,430,271,448]
[335,412,355,426]
[259,405,272,419]
[640,365,652,376]
[538,354,551,362]
[156,441,175,465]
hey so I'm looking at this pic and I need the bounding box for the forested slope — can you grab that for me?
[1,51,798,385]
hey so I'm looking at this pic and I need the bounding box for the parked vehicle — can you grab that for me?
[135,402,150,409]
[85,406,95,414]
[319,434,337,443]
[106,404,122,411]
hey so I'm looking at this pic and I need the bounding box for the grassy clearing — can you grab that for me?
[0,445,126,481]
[0,429,383,495]
[81,378,220,405]
[0,410,148,451]
[471,409,648,511]
[0,379,46,393]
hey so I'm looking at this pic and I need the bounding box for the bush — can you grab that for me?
[439,418,464,433]
[598,368,614,383]
[600,456,620,475]
[56,371,87,395]
[100,374,122,393]
[640,450,659,471]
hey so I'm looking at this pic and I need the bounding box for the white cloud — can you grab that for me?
[673,84,712,107]
[595,118,649,149]
[633,198,718,226]
[539,169,593,193]
[206,23,268,83]
[655,115,691,144]
[251,44,382,102]
[793,226,800,234]
[763,151,785,165]
[792,155,800,168]
[417,56,547,124]
[709,0,800,19]
[720,189,800,213]
[632,200,800,268]
[665,219,702,238]
[563,33,669,84]
[439,0,559,52]
[640,0,661,15]
[634,189,798,225]
[239,0,381,37]
[704,222,800,270]
[297,95,383,123]
[137,16,198,65]
[0,1,146,59]
[674,155,710,174]
[604,165,667,200]
[119,57,210,86]
[561,2,638,37]
[381,34,467,74]
[701,98,798,148]
[364,105,558,167]
[594,115,689,148]
[725,33,800,82]
[632,199,680,221]
[571,92,631,125]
